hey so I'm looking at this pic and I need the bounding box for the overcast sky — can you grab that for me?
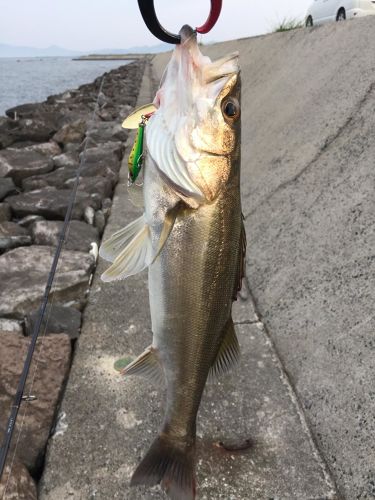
[0,0,312,50]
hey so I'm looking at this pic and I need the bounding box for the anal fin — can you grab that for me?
[210,318,240,379]
[122,346,164,386]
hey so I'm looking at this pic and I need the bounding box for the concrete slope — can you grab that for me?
[150,16,375,500]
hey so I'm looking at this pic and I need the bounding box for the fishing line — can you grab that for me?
[0,75,106,493]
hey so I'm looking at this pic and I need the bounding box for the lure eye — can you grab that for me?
[222,98,240,121]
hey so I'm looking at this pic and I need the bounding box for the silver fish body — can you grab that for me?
[100,25,244,500]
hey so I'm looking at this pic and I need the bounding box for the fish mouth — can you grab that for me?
[179,24,197,45]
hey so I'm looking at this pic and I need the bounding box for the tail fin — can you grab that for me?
[131,434,196,500]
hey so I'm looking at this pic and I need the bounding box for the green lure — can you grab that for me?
[128,117,146,183]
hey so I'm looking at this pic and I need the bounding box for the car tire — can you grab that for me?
[336,8,346,21]
[306,16,313,27]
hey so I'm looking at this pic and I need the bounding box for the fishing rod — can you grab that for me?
[0,77,105,486]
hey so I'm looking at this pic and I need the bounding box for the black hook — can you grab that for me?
[137,0,181,44]
[137,0,223,45]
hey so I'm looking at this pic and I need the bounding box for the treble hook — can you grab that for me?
[137,0,223,44]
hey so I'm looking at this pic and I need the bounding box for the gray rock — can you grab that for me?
[0,318,23,335]
[7,117,58,143]
[97,108,116,121]
[0,461,38,500]
[0,202,11,222]
[22,141,61,157]
[6,102,48,119]
[94,210,106,235]
[17,214,45,227]
[7,187,100,220]
[22,167,76,191]
[53,119,86,145]
[31,219,99,252]
[63,142,81,153]
[25,304,81,339]
[0,331,71,473]
[53,152,79,169]
[101,197,112,208]
[0,245,95,318]
[4,140,39,149]
[23,162,119,192]
[80,162,119,186]
[84,206,95,225]
[0,221,32,250]
[101,197,112,218]
[0,116,17,149]
[81,141,124,162]
[0,148,54,186]
[97,91,110,107]
[65,175,113,199]
[0,177,17,201]
[86,122,128,144]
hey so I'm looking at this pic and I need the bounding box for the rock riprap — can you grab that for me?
[0,178,17,201]
[0,202,11,221]
[25,304,82,339]
[0,57,146,492]
[0,148,54,186]
[7,186,100,219]
[0,318,23,335]
[0,462,38,500]
[0,221,32,250]
[31,219,99,252]
[0,245,95,318]
[0,332,71,473]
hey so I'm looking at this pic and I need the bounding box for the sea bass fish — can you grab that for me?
[99,25,245,500]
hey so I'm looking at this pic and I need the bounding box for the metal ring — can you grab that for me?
[196,0,222,34]
[137,0,222,44]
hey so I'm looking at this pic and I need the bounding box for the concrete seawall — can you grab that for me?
[41,16,375,499]
[192,16,374,499]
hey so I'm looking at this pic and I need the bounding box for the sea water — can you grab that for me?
[0,57,131,116]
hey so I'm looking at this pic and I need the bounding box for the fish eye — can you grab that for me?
[222,98,240,121]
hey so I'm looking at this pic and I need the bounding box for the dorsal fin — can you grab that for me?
[233,214,247,300]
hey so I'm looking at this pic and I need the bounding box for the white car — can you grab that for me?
[305,0,375,26]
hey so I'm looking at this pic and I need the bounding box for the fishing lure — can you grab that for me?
[127,116,146,183]
[123,104,156,185]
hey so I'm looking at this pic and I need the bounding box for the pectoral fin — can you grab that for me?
[100,219,153,282]
[100,206,179,282]
[99,215,146,263]
[210,318,240,379]
[121,346,164,386]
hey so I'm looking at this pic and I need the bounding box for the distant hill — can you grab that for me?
[0,44,83,57]
[0,42,170,58]
[91,43,170,54]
